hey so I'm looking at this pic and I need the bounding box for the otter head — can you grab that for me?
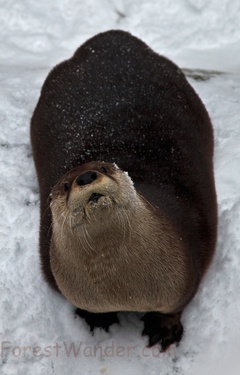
[50,161,139,242]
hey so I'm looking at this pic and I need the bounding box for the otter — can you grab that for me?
[30,30,217,351]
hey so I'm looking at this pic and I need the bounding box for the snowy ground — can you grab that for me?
[1,1,240,374]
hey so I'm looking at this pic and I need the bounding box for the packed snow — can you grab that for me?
[0,1,240,374]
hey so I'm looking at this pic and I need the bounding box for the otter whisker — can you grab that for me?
[117,209,127,242]
[72,218,88,254]
[69,214,75,239]
[119,208,132,243]
[83,225,96,249]
[42,203,51,222]
[82,225,96,253]
[138,192,156,211]
[47,221,53,238]
[60,210,69,241]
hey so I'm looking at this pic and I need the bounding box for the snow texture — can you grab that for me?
[0,0,240,374]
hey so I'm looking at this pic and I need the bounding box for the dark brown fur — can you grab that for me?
[30,30,217,350]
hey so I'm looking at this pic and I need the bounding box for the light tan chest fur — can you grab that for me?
[50,211,193,314]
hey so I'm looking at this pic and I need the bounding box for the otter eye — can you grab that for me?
[100,166,108,174]
[63,182,70,192]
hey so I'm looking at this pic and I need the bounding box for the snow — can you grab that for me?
[0,0,240,374]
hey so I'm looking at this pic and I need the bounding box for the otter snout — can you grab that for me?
[74,171,105,202]
[50,162,137,225]
[74,170,105,204]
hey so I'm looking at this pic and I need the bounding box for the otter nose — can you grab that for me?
[75,171,98,186]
